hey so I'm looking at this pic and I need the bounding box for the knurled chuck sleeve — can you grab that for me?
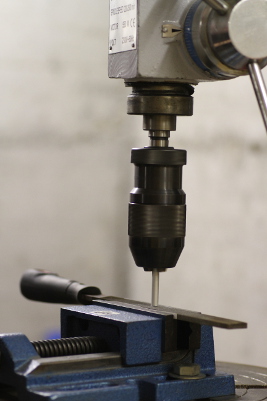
[128,147,187,272]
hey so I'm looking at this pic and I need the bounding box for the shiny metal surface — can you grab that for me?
[22,352,122,376]
[248,61,267,133]
[143,115,176,131]
[188,1,247,79]
[127,87,194,116]
[217,361,267,388]
[229,0,267,60]
[149,133,169,147]
[207,5,249,71]
[143,115,173,147]
[151,269,159,307]
[203,0,229,14]
[214,362,267,401]
[187,0,267,78]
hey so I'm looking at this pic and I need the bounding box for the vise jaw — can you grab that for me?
[0,298,246,401]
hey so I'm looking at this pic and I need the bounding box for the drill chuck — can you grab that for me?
[129,147,186,272]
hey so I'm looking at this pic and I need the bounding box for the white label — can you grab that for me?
[109,0,137,54]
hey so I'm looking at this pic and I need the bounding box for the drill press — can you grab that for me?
[109,0,267,305]
[0,0,266,400]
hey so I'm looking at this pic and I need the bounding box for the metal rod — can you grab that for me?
[202,0,229,14]
[151,269,159,307]
[248,61,267,134]
[149,130,170,148]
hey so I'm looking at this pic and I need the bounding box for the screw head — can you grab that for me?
[174,363,200,376]
[169,363,206,380]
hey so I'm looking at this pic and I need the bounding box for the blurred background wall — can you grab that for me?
[0,0,267,367]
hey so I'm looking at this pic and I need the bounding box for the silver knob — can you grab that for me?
[228,0,267,60]
[185,0,267,133]
[228,0,267,134]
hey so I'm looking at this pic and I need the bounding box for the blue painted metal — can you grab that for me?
[195,325,216,375]
[0,303,236,401]
[61,304,163,365]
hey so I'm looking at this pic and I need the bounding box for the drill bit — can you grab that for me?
[151,269,159,307]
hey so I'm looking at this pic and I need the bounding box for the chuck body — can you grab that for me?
[129,147,186,272]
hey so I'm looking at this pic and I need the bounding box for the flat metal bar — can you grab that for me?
[90,298,247,330]
[248,61,267,134]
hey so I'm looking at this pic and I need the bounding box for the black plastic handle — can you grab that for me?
[20,269,101,304]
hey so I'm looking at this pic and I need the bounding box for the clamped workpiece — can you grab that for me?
[0,269,246,400]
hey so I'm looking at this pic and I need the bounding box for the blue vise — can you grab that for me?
[0,297,246,401]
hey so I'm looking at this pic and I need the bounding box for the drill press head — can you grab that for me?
[109,0,267,300]
[109,0,267,83]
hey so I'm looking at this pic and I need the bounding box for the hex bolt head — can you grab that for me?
[169,363,206,380]
[173,363,201,377]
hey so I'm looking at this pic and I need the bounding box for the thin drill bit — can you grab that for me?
[151,269,159,307]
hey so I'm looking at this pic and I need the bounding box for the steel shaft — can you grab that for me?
[151,269,159,307]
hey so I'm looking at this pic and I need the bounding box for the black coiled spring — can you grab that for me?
[32,336,108,358]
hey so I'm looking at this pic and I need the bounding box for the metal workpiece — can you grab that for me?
[19,269,247,330]
[20,269,247,329]
[95,300,247,330]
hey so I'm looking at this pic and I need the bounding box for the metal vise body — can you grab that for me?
[0,298,245,401]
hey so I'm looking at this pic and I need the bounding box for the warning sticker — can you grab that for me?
[109,0,137,54]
